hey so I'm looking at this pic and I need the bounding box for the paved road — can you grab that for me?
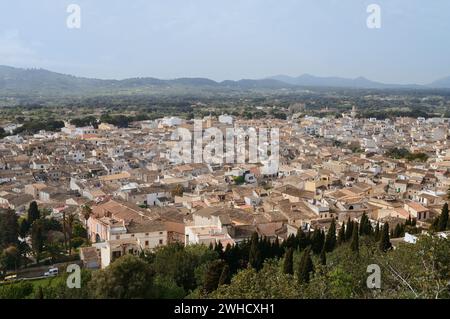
[14,260,83,279]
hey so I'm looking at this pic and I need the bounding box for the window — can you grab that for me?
[116,235,120,240]
[145,241,149,246]
[159,232,163,235]
[159,239,163,245]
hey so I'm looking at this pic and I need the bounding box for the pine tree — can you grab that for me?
[337,221,346,245]
[324,219,337,252]
[379,222,392,252]
[249,232,262,270]
[297,247,314,284]
[438,202,449,231]
[283,247,294,275]
[27,201,40,225]
[350,222,359,253]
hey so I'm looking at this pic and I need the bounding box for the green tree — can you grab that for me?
[311,228,324,255]
[89,254,156,298]
[337,221,346,245]
[345,218,354,241]
[324,219,337,252]
[212,260,301,299]
[296,227,309,250]
[31,220,45,261]
[214,241,224,259]
[393,223,402,238]
[374,222,380,241]
[0,281,33,299]
[0,245,20,271]
[379,223,392,252]
[282,248,294,275]
[0,209,19,248]
[81,205,93,229]
[27,201,40,224]
[249,232,262,270]
[438,203,449,231]
[203,260,226,294]
[297,248,314,284]
[319,246,327,266]
[350,223,359,253]
[359,213,372,236]
[18,218,30,238]
[218,264,231,286]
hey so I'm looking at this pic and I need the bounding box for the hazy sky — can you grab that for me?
[0,0,449,83]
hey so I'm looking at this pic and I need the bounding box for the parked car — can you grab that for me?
[44,267,59,277]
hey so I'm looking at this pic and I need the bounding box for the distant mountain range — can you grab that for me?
[0,65,449,96]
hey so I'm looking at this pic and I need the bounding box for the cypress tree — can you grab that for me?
[27,201,40,225]
[311,228,324,255]
[249,232,262,270]
[379,223,392,252]
[283,247,294,275]
[31,220,44,262]
[18,218,30,238]
[438,202,449,231]
[359,213,373,236]
[350,222,359,253]
[337,221,346,245]
[296,227,308,250]
[345,218,354,241]
[393,223,402,238]
[324,219,337,252]
[319,245,327,266]
[297,247,314,284]
[431,216,440,231]
[405,215,412,226]
[374,222,380,241]
[203,260,226,294]
[273,237,282,259]
[359,214,367,235]
[214,241,224,259]
[218,264,231,286]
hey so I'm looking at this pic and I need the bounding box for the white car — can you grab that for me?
[44,267,59,277]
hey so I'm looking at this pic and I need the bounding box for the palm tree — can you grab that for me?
[81,205,93,228]
[66,213,76,255]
